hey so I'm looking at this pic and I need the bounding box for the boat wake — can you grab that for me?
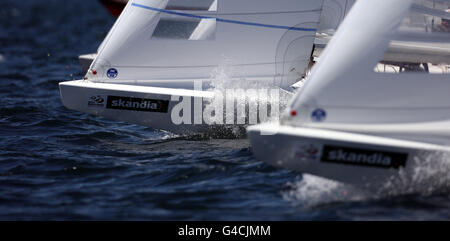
[282,151,450,208]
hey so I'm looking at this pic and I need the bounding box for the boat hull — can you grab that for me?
[247,123,450,188]
[59,80,221,135]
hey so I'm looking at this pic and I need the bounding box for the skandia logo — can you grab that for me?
[294,143,320,161]
[88,95,105,107]
[106,96,169,113]
[320,145,407,169]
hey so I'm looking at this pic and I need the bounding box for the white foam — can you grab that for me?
[283,152,450,208]
[0,54,5,63]
[203,58,294,125]
[282,174,367,208]
[377,151,450,197]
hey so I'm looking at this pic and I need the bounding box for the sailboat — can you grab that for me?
[62,0,326,135]
[248,0,450,188]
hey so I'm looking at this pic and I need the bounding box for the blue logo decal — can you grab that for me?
[107,68,118,79]
[311,109,326,122]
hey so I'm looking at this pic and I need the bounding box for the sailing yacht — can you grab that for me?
[62,0,325,135]
[248,0,450,187]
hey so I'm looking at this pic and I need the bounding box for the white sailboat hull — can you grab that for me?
[247,123,450,188]
[59,80,219,135]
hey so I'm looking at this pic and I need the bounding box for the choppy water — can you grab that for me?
[0,0,449,220]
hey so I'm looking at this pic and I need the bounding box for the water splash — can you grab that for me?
[283,151,450,208]
[203,57,294,127]
[376,151,450,197]
[282,174,368,208]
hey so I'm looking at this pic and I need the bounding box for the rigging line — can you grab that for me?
[131,3,317,32]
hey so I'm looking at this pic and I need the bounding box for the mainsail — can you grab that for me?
[86,0,325,89]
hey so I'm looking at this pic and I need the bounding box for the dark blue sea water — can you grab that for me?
[1,0,449,220]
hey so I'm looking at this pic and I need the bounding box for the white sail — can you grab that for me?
[285,0,450,127]
[86,0,325,89]
[313,0,450,65]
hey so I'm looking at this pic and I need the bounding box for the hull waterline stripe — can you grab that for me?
[131,3,317,32]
